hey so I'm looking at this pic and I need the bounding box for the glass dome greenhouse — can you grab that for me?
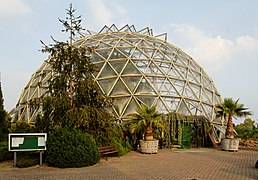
[12,24,225,141]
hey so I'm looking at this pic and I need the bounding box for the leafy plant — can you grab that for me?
[235,118,258,139]
[46,127,99,168]
[216,98,252,139]
[9,120,35,133]
[130,104,164,141]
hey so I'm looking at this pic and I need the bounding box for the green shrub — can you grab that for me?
[0,141,12,162]
[9,120,35,133]
[16,152,39,168]
[46,127,99,168]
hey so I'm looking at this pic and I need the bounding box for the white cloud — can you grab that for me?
[235,35,258,53]
[87,0,128,28]
[0,0,30,16]
[168,24,258,73]
[87,0,113,26]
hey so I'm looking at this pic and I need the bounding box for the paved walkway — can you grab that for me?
[0,148,257,180]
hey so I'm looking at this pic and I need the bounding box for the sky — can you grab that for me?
[0,0,257,124]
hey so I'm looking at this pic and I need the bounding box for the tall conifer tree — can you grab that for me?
[37,4,114,142]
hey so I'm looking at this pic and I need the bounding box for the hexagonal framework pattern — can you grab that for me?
[11,25,224,141]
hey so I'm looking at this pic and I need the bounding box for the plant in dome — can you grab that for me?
[130,104,164,153]
[216,98,252,151]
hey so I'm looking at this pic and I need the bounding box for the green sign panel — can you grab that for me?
[9,133,47,151]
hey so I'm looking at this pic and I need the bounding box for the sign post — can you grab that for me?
[8,133,47,167]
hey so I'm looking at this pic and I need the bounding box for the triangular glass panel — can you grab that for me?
[190,83,201,99]
[183,83,197,99]
[122,61,141,75]
[95,48,112,60]
[110,78,130,96]
[172,79,185,95]
[202,75,213,91]
[177,50,190,65]
[146,77,165,93]
[109,60,127,75]
[145,62,163,75]
[162,97,179,112]
[156,99,168,113]
[167,65,182,78]
[190,60,201,72]
[98,62,117,78]
[161,79,178,96]
[162,97,175,112]
[205,90,213,104]
[177,99,190,115]
[174,65,187,78]
[131,60,148,72]
[122,76,141,93]
[109,48,127,60]
[135,77,156,95]
[153,50,166,60]
[113,96,130,115]
[97,41,114,49]
[199,103,210,119]
[184,100,200,116]
[141,48,154,58]
[201,89,211,104]
[123,98,140,117]
[187,69,201,85]
[131,48,148,59]
[115,39,134,49]
[158,62,170,75]
[97,78,116,95]
[135,96,157,107]
[121,47,134,57]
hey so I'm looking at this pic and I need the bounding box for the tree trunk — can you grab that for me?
[226,115,234,139]
[145,121,153,140]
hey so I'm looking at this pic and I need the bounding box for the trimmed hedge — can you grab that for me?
[46,127,99,168]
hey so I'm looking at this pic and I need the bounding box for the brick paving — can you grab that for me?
[0,148,257,180]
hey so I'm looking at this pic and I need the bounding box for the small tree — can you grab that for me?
[216,98,252,139]
[130,104,163,141]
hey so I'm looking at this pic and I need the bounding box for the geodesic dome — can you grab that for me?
[12,25,224,140]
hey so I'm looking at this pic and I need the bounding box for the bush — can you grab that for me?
[0,141,12,162]
[16,152,39,168]
[9,120,35,133]
[46,127,100,168]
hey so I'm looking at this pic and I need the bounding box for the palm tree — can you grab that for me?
[130,104,163,140]
[216,98,252,139]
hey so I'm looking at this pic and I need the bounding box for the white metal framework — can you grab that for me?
[11,25,224,140]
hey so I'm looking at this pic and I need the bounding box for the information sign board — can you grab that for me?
[8,133,47,151]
